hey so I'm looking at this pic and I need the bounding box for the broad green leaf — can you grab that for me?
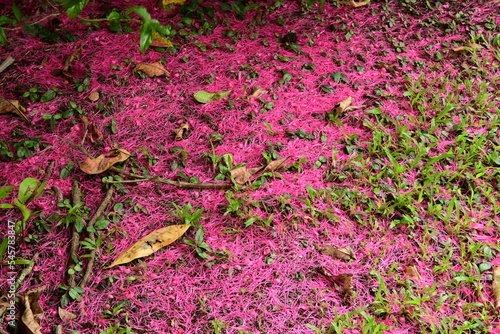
[0,27,7,46]
[0,186,15,200]
[12,5,22,22]
[0,15,16,25]
[41,90,56,102]
[0,203,15,209]
[14,199,30,223]
[139,22,153,53]
[126,6,152,21]
[194,90,232,104]
[106,11,120,20]
[18,177,40,203]
[60,0,90,19]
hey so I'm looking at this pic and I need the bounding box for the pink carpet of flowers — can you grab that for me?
[1,0,500,333]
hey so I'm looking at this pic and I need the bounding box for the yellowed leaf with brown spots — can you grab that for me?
[107,224,190,268]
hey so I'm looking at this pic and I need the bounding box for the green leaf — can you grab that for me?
[0,186,15,200]
[41,90,56,102]
[126,6,152,21]
[94,219,110,230]
[14,199,30,223]
[0,15,16,25]
[18,177,40,203]
[0,27,7,46]
[195,228,204,244]
[107,11,120,20]
[0,203,15,209]
[60,0,90,19]
[0,238,8,259]
[194,90,232,104]
[138,22,153,53]
[74,217,84,233]
[12,5,22,22]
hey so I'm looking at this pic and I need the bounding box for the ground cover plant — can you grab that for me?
[1,0,500,333]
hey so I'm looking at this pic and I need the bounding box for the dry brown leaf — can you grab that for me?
[405,262,422,280]
[80,148,131,174]
[452,43,483,55]
[317,245,355,261]
[58,307,76,322]
[21,287,45,334]
[107,224,190,268]
[493,266,500,309]
[0,96,30,123]
[247,86,268,100]
[88,91,100,102]
[0,292,10,317]
[348,0,370,8]
[89,123,104,144]
[134,61,170,77]
[317,267,353,298]
[230,166,261,185]
[174,123,189,141]
[375,62,397,74]
[262,157,289,173]
[332,96,353,115]
[62,44,83,79]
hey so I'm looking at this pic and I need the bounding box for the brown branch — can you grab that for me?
[108,166,231,189]
[14,253,39,292]
[67,179,82,288]
[80,186,114,288]
[59,138,231,189]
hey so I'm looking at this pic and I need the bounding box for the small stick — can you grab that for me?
[59,137,231,189]
[51,186,64,203]
[14,253,39,292]
[67,179,82,287]
[80,186,114,288]
[0,56,15,73]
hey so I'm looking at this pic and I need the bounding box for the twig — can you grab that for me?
[67,179,82,288]
[60,137,232,189]
[108,167,231,189]
[51,186,64,203]
[3,13,62,31]
[14,253,39,292]
[80,186,114,288]
[0,56,15,73]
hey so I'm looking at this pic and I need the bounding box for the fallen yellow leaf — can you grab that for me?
[107,224,190,268]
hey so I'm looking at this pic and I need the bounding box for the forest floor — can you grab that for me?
[1,0,500,333]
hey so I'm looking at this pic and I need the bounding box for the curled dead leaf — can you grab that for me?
[317,267,353,298]
[174,123,189,141]
[348,0,370,8]
[58,307,76,322]
[107,224,190,268]
[62,44,83,79]
[230,166,261,185]
[405,261,422,280]
[247,86,268,100]
[134,61,170,77]
[0,292,10,317]
[317,245,356,261]
[262,157,289,173]
[493,266,500,309]
[88,91,100,102]
[22,286,45,334]
[375,62,397,74]
[80,149,131,174]
[0,96,30,123]
[332,96,353,116]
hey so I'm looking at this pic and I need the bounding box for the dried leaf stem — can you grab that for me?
[67,180,82,288]
[80,186,114,288]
